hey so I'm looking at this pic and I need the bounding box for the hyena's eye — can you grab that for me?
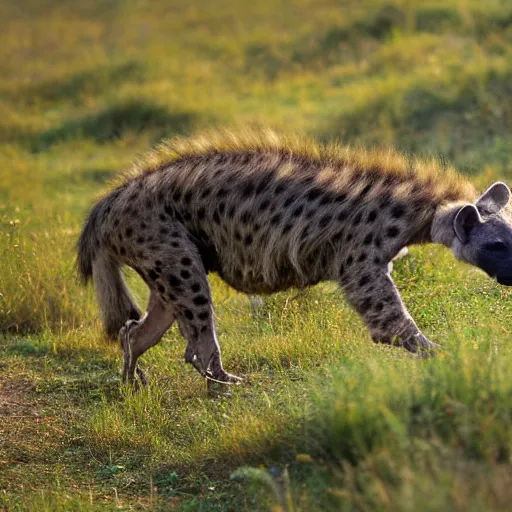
[483,241,507,252]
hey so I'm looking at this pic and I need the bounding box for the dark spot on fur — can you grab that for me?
[367,210,378,223]
[375,302,383,312]
[160,227,169,235]
[259,199,271,211]
[169,275,182,288]
[181,257,192,266]
[157,284,165,293]
[219,202,226,215]
[168,293,177,301]
[120,247,126,256]
[184,309,194,321]
[172,191,181,202]
[346,233,353,242]
[353,212,362,225]
[337,210,347,222]
[319,195,334,206]
[374,256,381,264]
[171,242,180,248]
[358,253,367,262]
[391,204,405,218]
[292,205,304,217]
[164,205,174,218]
[387,226,399,238]
[201,187,211,199]
[191,282,201,293]
[363,233,373,245]
[198,310,209,321]
[244,234,253,245]
[213,211,220,224]
[333,231,344,243]
[198,207,206,221]
[193,295,209,306]
[270,213,281,225]
[306,188,321,201]
[275,183,286,195]
[141,222,147,229]
[319,215,331,228]
[359,184,372,198]
[184,191,192,204]
[359,274,370,287]
[113,219,120,227]
[180,269,191,279]
[305,210,314,220]
[284,196,295,208]
[159,214,166,222]
[283,223,293,234]
[136,236,145,244]
[374,236,382,248]
[360,297,372,313]
[346,255,353,266]
[339,263,345,276]
[235,230,242,241]
[217,188,228,198]
[242,182,255,197]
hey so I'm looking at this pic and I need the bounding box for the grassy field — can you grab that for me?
[1,0,512,510]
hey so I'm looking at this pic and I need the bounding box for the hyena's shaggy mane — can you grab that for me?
[116,128,476,203]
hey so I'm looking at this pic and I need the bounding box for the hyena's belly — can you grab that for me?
[193,230,305,295]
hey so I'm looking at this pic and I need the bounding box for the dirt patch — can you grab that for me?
[0,378,39,417]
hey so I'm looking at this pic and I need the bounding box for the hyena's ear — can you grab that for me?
[476,182,511,213]
[454,204,482,243]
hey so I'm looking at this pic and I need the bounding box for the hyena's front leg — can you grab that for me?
[340,267,438,355]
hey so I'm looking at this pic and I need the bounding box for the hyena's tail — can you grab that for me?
[77,194,141,339]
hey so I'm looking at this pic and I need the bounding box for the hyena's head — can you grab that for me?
[451,182,512,285]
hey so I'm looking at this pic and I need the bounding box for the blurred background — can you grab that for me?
[1,0,511,334]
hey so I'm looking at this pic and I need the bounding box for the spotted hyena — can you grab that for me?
[77,130,512,385]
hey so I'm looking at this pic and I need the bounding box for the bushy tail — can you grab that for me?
[77,196,141,339]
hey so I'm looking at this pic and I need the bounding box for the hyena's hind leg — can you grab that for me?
[121,291,175,385]
[126,223,241,384]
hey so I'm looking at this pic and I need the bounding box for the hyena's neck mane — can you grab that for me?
[119,129,475,205]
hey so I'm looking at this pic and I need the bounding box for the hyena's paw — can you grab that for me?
[207,368,243,385]
[184,345,243,384]
[404,332,439,358]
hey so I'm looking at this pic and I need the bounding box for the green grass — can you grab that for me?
[1,0,512,510]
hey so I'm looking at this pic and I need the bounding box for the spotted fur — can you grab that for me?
[77,129,512,384]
